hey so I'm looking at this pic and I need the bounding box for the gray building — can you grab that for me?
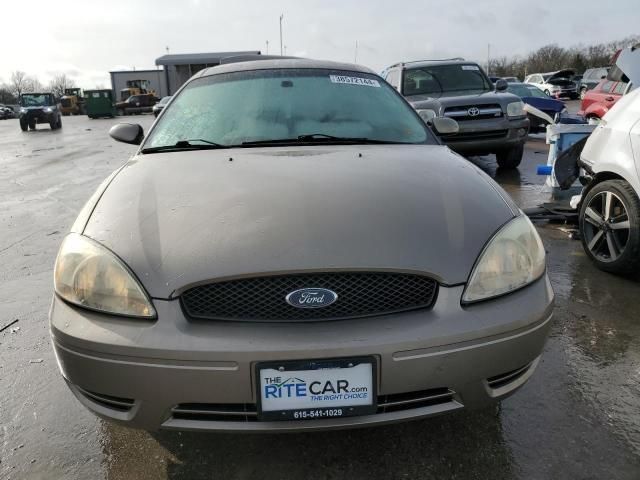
[109,69,168,102]
[155,51,261,95]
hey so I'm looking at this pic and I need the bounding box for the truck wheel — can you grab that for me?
[495,144,524,169]
[579,179,640,274]
[28,120,36,130]
[20,119,28,131]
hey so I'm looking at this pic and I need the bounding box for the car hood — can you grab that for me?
[82,145,516,298]
[547,69,575,81]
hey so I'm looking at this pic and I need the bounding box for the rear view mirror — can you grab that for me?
[430,117,459,135]
[495,79,508,92]
[109,123,144,145]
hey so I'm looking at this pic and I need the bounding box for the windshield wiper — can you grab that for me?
[241,134,408,146]
[141,139,229,154]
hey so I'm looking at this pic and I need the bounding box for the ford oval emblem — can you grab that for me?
[285,288,338,309]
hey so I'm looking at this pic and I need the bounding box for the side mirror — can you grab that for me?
[109,123,144,145]
[495,79,508,92]
[430,117,459,135]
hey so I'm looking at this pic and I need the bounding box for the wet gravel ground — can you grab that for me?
[1,106,639,479]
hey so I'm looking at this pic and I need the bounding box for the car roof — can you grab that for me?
[197,58,375,78]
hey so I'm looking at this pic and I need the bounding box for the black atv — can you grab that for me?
[18,93,62,131]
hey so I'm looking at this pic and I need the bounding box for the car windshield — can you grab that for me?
[402,64,492,96]
[21,94,51,107]
[145,68,433,148]
[508,84,550,99]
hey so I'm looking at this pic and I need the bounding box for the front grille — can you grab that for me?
[444,104,503,121]
[76,386,135,412]
[172,403,258,422]
[170,387,456,423]
[376,387,455,413]
[447,129,508,142]
[181,272,438,322]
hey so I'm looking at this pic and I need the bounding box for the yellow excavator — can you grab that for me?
[119,80,157,101]
[60,88,86,115]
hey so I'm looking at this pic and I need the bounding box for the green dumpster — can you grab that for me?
[85,89,116,118]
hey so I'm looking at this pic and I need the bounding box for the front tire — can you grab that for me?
[579,179,640,274]
[495,144,524,169]
[28,120,36,130]
[20,119,28,131]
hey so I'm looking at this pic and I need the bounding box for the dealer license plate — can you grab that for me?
[256,357,377,421]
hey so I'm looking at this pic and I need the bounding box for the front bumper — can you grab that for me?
[50,275,554,432]
[20,111,56,124]
[550,88,578,98]
[444,116,529,155]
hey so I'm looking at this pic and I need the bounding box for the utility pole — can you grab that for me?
[354,40,358,63]
[279,14,284,56]
[266,40,269,55]
[487,43,490,76]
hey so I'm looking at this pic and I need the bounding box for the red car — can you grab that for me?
[578,79,628,119]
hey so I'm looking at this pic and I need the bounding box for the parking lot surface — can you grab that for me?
[1,109,639,480]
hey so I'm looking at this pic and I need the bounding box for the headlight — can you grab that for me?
[44,107,53,113]
[416,108,437,122]
[20,107,27,114]
[462,215,545,303]
[506,101,525,117]
[54,233,156,318]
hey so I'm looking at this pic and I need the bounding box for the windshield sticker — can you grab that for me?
[461,65,480,71]
[329,75,380,87]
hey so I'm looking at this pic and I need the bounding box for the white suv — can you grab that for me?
[525,70,579,99]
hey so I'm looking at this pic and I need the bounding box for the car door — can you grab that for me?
[583,80,619,117]
[598,81,618,110]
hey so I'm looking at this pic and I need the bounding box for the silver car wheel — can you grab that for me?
[583,191,630,262]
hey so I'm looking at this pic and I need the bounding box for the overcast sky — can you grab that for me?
[1,0,638,88]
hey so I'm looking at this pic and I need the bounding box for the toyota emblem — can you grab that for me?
[467,107,480,117]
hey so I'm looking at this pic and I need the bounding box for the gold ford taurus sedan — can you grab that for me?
[50,59,554,432]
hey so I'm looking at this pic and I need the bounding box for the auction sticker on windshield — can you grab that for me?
[329,75,380,87]
[256,357,377,421]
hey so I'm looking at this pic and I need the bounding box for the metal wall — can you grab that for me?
[109,70,168,101]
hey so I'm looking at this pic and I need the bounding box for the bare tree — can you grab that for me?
[485,35,640,81]
[48,74,76,98]
[10,71,29,98]
[0,84,16,104]
[26,77,44,93]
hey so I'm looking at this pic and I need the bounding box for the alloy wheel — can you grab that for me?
[582,191,630,262]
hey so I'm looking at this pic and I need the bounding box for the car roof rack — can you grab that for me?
[385,58,466,69]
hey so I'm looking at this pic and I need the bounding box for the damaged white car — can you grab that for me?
[574,44,640,273]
